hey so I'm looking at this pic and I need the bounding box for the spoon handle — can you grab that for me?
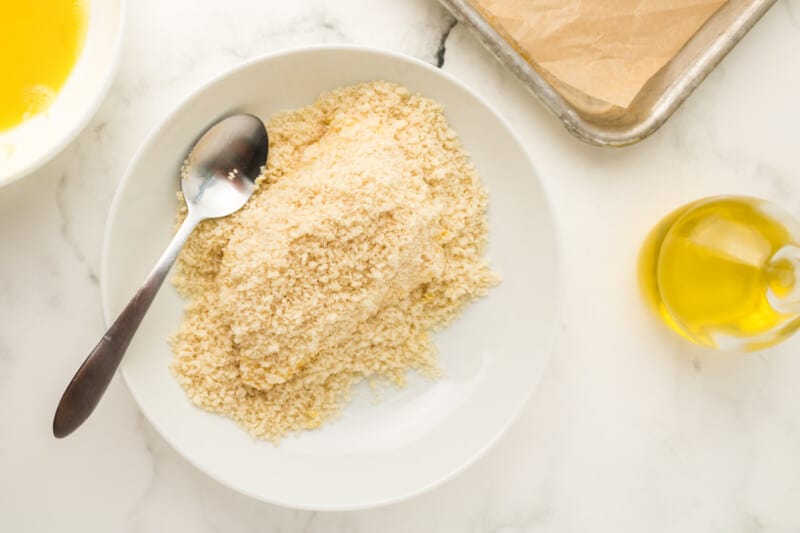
[53,213,202,438]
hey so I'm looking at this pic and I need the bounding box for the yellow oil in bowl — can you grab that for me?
[639,196,800,351]
[0,0,88,132]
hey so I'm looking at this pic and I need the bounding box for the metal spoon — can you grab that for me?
[53,114,268,438]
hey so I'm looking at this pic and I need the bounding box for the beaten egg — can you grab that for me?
[0,0,88,132]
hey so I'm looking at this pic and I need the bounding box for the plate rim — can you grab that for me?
[100,43,563,510]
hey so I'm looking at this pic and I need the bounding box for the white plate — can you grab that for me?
[0,0,126,186]
[102,45,560,510]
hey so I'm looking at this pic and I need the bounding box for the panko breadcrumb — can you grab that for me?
[169,81,498,441]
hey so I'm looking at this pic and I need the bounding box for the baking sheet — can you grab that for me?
[440,0,776,146]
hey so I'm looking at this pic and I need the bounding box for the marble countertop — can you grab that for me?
[3,1,800,531]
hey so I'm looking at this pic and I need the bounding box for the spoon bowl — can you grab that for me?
[53,114,268,438]
[182,114,267,218]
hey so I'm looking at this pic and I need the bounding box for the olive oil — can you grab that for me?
[639,196,800,351]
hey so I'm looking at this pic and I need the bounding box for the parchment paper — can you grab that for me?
[470,0,727,108]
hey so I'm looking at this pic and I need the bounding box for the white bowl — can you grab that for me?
[102,45,560,510]
[0,0,126,186]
